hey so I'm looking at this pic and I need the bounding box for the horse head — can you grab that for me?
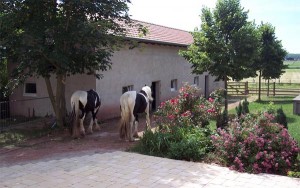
[141,85,154,102]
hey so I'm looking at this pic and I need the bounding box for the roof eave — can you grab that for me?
[126,37,190,47]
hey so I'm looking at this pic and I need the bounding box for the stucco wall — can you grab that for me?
[96,43,223,120]
[9,43,224,120]
[9,74,95,117]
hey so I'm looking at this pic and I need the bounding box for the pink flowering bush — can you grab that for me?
[154,83,222,128]
[131,84,224,161]
[211,112,300,175]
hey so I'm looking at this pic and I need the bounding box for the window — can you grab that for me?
[171,79,177,91]
[122,85,134,94]
[24,83,37,96]
[194,76,199,86]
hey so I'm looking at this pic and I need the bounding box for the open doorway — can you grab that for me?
[151,81,160,112]
[205,75,209,99]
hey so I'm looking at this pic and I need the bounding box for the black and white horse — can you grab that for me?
[119,85,153,141]
[70,89,101,138]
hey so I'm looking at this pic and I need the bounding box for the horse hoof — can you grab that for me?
[94,126,101,131]
[80,132,86,137]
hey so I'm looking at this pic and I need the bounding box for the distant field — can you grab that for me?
[243,69,300,83]
[284,61,300,69]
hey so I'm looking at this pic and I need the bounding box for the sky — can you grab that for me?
[128,0,300,54]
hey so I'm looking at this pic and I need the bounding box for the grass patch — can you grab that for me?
[0,127,51,147]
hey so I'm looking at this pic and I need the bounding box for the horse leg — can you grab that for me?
[79,113,86,136]
[87,113,93,134]
[72,117,80,139]
[92,109,100,131]
[133,114,139,138]
[128,113,135,142]
[133,120,139,138]
[145,105,151,130]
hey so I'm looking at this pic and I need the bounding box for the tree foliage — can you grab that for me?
[179,0,259,121]
[0,0,132,127]
[253,23,287,101]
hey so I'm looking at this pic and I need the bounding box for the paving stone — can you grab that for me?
[1,151,300,187]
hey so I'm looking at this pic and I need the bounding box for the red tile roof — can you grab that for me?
[125,20,193,46]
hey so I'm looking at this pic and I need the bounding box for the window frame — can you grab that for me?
[23,82,37,97]
[122,85,134,94]
[193,76,200,87]
[170,79,177,92]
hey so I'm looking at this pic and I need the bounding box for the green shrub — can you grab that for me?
[276,107,288,128]
[131,126,214,161]
[235,98,250,117]
[287,171,300,178]
[235,102,242,117]
[167,126,213,161]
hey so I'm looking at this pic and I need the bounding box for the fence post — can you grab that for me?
[273,82,275,96]
[245,81,249,95]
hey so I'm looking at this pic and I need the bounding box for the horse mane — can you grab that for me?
[140,90,148,97]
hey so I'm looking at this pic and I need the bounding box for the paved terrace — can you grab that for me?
[1,151,299,188]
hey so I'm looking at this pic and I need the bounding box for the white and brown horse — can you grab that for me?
[70,89,101,138]
[119,86,153,141]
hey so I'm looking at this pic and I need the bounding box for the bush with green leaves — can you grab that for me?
[212,112,299,175]
[235,98,250,117]
[131,84,223,161]
[131,126,214,161]
[276,107,288,129]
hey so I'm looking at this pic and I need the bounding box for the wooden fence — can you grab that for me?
[228,82,300,96]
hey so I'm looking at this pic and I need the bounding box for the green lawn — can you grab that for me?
[228,96,300,145]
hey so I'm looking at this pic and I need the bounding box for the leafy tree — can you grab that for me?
[180,0,259,127]
[253,23,287,101]
[0,0,132,127]
[0,59,8,99]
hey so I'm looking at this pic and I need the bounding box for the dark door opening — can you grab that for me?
[205,75,209,99]
[151,81,160,112]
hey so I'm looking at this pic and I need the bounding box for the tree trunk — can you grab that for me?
[45,77,56,114]
[258,70,262,101]
[224,77,228,113]
[44,75,67,128]
[267,79,270,96]
[55,74,65,128]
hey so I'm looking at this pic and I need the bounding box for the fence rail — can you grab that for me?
[228,82,300,96]
[0,97,53,132]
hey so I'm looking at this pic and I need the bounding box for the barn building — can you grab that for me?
[8,20,224,120]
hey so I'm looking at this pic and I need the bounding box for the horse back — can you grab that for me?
[133,93,148,114]
[120,91,136,107]
[86,89,101,111]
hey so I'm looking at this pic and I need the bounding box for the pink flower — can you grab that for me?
[170,98,178,105]
[207,108,215,113]
[208,97,214,103]
[181,111,191,117]
[168,114,175,120]
[160,102,166,107]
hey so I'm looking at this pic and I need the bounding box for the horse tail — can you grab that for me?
[119,99,131,140]
[70,93,81,137]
